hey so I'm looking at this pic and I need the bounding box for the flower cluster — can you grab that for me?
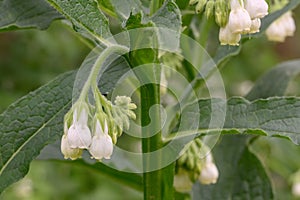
[219,0,268,45]
[61,91,136,161]
[174,138,219,193]
[191,0,297,45]
[266,11,296,42]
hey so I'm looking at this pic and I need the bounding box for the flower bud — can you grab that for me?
[173,169,193,193]
[198,162,219,184]
[215,0,229,27]
[205,0,215,19]
[244,0,268,19]
[249,18,261,33]
[219,25,241,46]
[89,120,113,160]
[195,0,207,14]
[61,135,82,160]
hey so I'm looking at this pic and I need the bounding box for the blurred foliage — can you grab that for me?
[0,6,300,200]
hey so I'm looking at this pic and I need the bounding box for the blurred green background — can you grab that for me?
[0,8,300,200]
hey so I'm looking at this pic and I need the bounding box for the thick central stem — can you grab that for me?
[140,81,175,200]
[140,83,162,200]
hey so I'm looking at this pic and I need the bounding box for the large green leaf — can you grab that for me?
[0,49,131,194]
[246,59,300,100]
[0,0,62,31]
[175,97,300,145]
[192,135,273,200]
[46,0,114,45]
[0,71,75,194]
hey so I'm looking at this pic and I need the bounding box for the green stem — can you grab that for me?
[78,45,128,102]
[140,77,175,200]
[150,0,164,15]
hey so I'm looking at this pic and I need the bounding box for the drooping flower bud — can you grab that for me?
[173,168,194,193]
[219,25,241,46]
[244,0,268,19]
[205,0,215,19]
[67,108,92,149]
[89,120,113,160]
[249,18,261,33]
[215,0,229,27]
[228,0,252,34]
[195,0,207,14]
[198,162,219,184]
[61,134,83,160]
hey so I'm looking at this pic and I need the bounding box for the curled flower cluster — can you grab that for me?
[266,11,296,42]
[174,138,219,193]
[61,92,136,161]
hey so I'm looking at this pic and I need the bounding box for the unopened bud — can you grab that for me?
[215,0,229,27]
[195,0,207,14]
[205,0,215,19]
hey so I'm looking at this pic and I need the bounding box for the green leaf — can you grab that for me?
[0,71,75,194]
[0,50,131,194]
[110,0,143,20]
[125,0,181,51]
[46,0,114,45]
[0,0,62,31]
[192,135,273,200]
[97,0,117,18]
[175,97,300,145]
[151,0,182,51]
[246,59,300,100]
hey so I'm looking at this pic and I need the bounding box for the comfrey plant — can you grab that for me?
[0,0,300,199]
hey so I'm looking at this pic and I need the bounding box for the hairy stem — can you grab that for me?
[78,45,128,102]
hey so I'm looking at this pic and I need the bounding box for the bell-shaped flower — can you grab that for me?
[61,134,83,160]
[293,182,300,197]
[198,162,219,184]
[89,120,113,160]
[283,12,296,36]
[266,11,296,42]
[173,169,193,193]
[249,18,261,33]
[244,0,268,19]
[219,25,241,46]
[67,108,92,149]
[228,0,251,34]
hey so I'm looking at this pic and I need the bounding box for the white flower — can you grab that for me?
[67,108,92,149]
[219,24,241,46]
[266,11,296,42]
[292,182,300,197]
[283,12,296,36]
[173,169,193,193]
[89,120,113,160]
[228,0,251,34]
[198,162,219,184]
[244,0,268,19]
[61,134,82,160]
[249,18,261,33]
